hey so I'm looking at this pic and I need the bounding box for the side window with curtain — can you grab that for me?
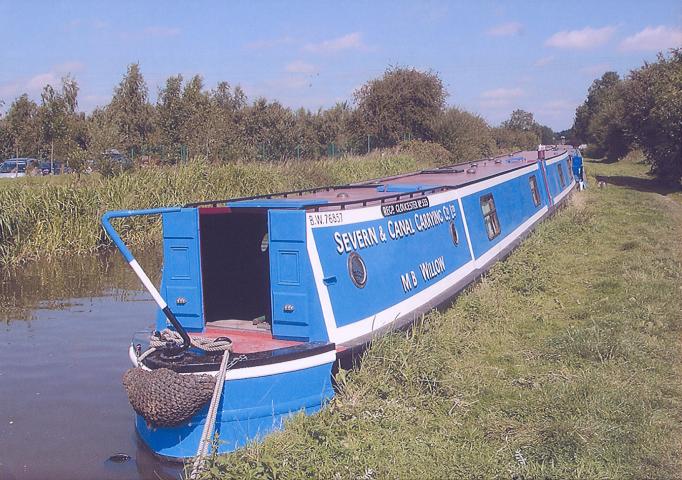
[529,175,541,207]
[480,194,501,240]
[558,164,566,188]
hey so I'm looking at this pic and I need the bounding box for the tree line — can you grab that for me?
[570,48,682,185]
[0,64,557,172]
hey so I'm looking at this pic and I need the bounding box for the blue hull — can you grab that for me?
[136,361,335,459]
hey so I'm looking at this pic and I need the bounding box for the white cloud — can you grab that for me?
[481,87,524,100]
[486,21,523,37]
[55,61,85,74]
[304,32,364,53]
[620,26,682,51]
[0,62,86,102]
[545,26,616,49]
[278,77,310,90]
[534,55,555,67]
[539,99,576,113]
[480,87,524,108]
[285,61,316,74]
[26,73,59,92]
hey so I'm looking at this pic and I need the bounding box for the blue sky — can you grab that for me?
[1,1,680,130]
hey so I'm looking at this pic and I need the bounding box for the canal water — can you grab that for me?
[0,253,184,480]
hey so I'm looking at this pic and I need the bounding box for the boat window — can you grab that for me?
[347,252,367,288]
[529,175,541,207]
[449,221,459,245]
[558,164,566,188]
[480,194,501,240]
[260,233,269,252]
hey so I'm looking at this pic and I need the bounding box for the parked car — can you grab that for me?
[38,161,67,175]
[103,149,133,168]
[0,158,34,178]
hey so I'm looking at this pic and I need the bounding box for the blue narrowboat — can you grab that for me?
[102,145,577,461]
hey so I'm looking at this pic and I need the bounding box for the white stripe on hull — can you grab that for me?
[131,345,337,380]
[545,152,569,166]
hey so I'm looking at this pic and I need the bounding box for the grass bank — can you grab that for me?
[201,157,682,479]
[0,154,420,266]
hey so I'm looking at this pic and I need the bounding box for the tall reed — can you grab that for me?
[0,154,420,266]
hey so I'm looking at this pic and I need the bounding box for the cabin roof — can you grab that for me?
[187,146,572,212]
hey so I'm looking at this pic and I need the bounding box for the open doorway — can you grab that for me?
[199,208,271,330]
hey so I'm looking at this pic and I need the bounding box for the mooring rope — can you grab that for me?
[130,329,234,480]
[135,329,233,365]
[189,348,231,480]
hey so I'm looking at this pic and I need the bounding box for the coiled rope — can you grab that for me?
[136,329,233,364]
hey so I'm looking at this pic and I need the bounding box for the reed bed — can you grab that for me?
[0,154,419,266]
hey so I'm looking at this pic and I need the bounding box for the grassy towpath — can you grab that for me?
[202,156,682,480]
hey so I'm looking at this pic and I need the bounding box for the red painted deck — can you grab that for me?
[202,326,302,354]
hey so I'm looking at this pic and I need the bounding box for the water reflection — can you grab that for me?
[0,252,161,322]
[0,252,183,480]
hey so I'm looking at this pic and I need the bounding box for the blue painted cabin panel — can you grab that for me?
[312,199,471,328]
[268,209,328,342]
[461,168,545,259]
[156,208,204,332]
[544,156,571,200]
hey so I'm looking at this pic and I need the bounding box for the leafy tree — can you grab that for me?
[209,82,248,161]
[38,76,80,161]
[502,109,535,132]
[492,126,539,151]
[571,71,629,160]
[353,67,446,148]
[181,75,212,157]
[536,125,556,145]
[4,94,39,157]
[623,49,682,184]
[241,98,296,161]
[156,74,184,149]
[318,102,355,154]
[109,63,153,155]
[434,107,495,162]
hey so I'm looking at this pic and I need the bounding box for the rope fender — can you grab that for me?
[123,368,216,428]
[122,329,233,429]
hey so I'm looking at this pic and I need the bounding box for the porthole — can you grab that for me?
[347,252,367,288]
[260,233,269,252]
[450,221,459,245]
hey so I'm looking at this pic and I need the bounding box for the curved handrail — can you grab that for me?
[101,208,191,352]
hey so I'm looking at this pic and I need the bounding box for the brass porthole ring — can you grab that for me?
[347,252,367,288]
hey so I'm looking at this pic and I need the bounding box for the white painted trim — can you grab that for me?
[129,344,139,367]
[457,197,475,261]
[454,163,538,198]
[136,348,337,380]
[545,152,568,166]
[130,259,167,309]
[306,227,339,340]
